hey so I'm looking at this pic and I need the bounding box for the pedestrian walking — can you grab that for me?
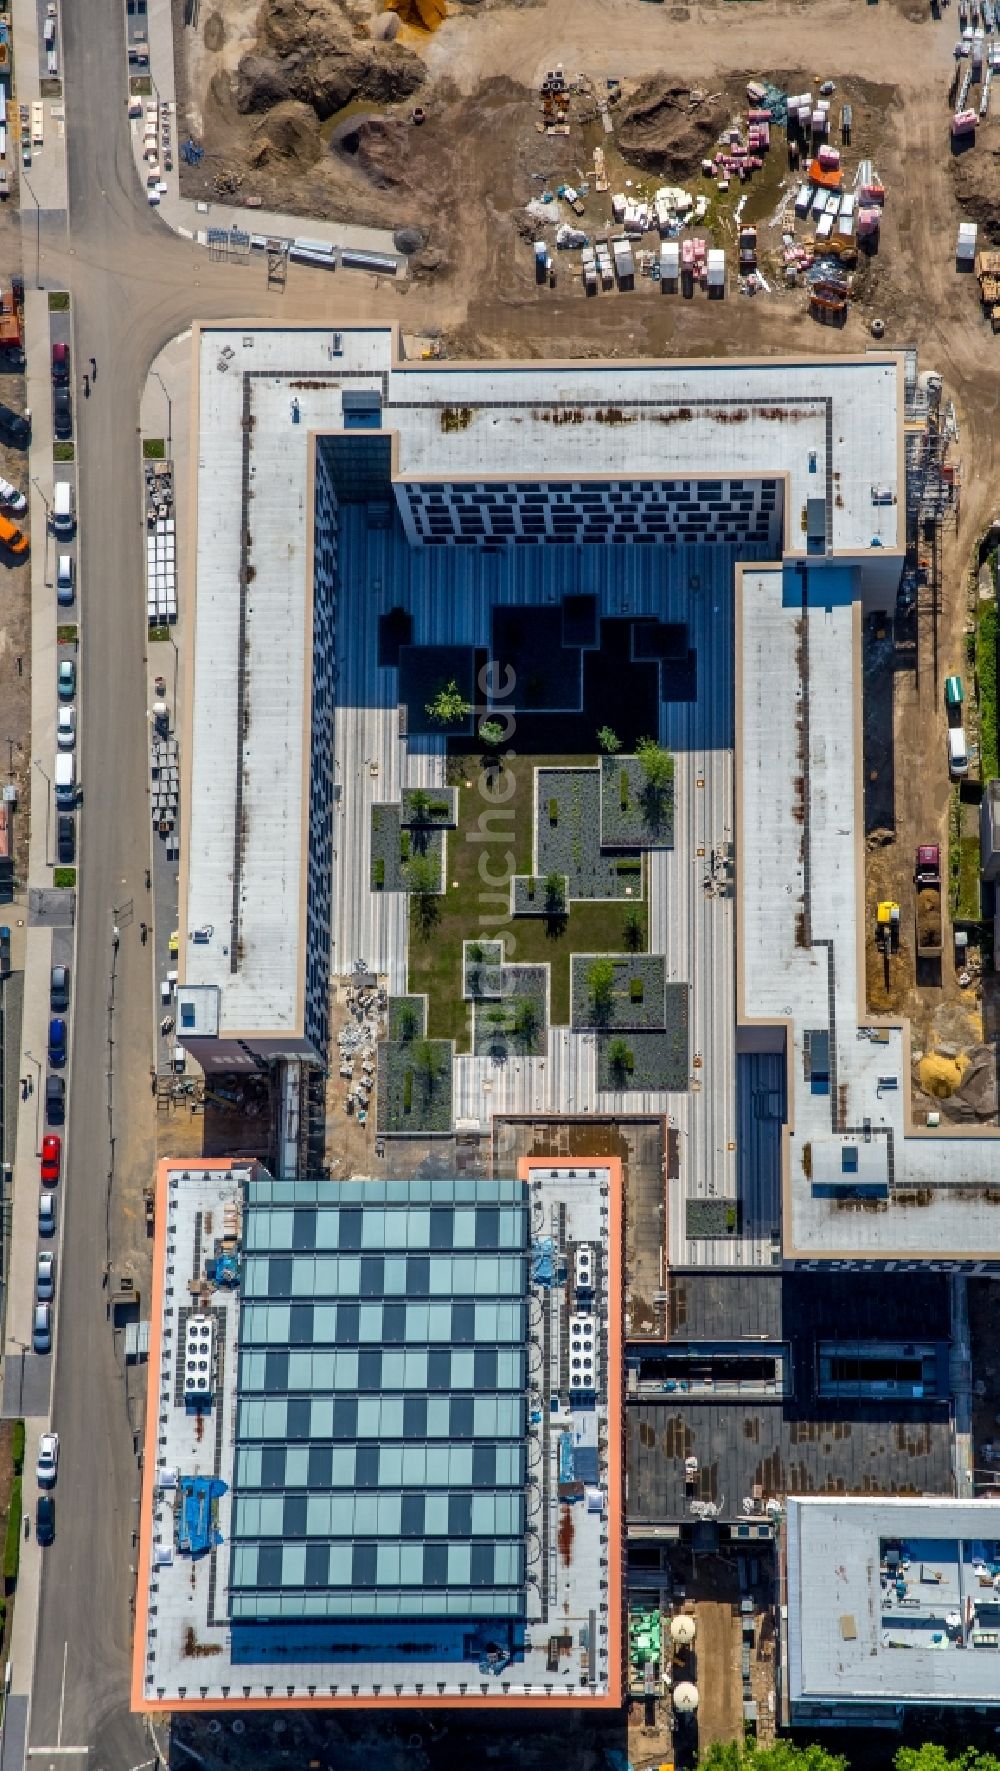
[15,656,22,677]
[90,356,97,380]
[145,867,151,890]
[83,373,90,398]
[140,921,148,945]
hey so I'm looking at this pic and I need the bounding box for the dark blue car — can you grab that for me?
[47,1017,67,1068]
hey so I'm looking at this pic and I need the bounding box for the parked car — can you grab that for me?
[36,1431,59,1487]
[35,1253,55,1302]
[0,475,27,517]
[33,1302,51,1353]
[57,706,76,750]
[0,400,30,447]
[948,726,970,780]
[48,1017,66,1068]
[57,660,75,701]
[56,815,75,864]
[38,1193,56,1237]
[50,962,69,1010]
[35,1494,55,1545]
[51,341,70,386]
[45,1074,64,1125]
[40,1133,61,1183]
[52,386,72,441]
[55,554,74,606]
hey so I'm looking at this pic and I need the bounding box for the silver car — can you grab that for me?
[33,1302,51,1353]
[38,1193,56,1237]
[36,1251,54,1301]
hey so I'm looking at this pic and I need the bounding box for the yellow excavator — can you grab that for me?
[875,900,900,955]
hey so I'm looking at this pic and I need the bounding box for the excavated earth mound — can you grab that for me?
[235,0,425,120]
[616,77,733,178]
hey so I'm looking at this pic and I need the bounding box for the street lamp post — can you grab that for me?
[20,169,42,290]
[32,758,52,867]
[151,370,172,457]
[31,476,52,587]
[23,1050,41,1155]
[168,634,178,725]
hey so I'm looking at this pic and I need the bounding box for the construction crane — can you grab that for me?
[875,900,900,955]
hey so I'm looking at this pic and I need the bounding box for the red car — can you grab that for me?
[40,1135,61,1184]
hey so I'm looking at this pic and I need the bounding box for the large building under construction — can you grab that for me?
[135,328,1000,1727]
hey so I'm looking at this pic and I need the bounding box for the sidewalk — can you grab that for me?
[133,0,404,267]
[139,334,189,1079]
[3,279,69,1722]
[2,1,74,1710]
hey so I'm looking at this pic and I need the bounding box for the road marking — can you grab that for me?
[57,1642,67,1749]
[27,1749,89,1756]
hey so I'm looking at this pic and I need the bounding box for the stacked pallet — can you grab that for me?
[151,733,179,835]
[147,515,177,623]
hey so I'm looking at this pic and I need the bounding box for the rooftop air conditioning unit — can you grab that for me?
[183,1313,215,1402]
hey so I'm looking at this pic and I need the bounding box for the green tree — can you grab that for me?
[425,679,472,726]
[397,1003,418,1042]
[635,736,674,792]
[513,997,540,1051]
[607,1037,632,1084]
[406,852,441,936]
[895,1751,1000,1771]
[544,872,565,916]
[408,787,432,823]
[587,956,616,1023]
[597,725,621,755]
[479,718,505,748]
[622,907,643,953]
[700,1743,848,1771]
[413,1040,445,1096]
[406,853,440,897]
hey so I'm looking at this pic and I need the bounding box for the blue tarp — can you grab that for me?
[558,1431,574,1484]
[177,1475,227,1557]
[531,1237,555,1286]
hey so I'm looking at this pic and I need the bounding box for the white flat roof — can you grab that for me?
[184,329,902,1041]
[387,357,901,557]
[787,1496,1000,1708]
[740,564,1000,1258]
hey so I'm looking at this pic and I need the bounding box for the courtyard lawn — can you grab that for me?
[406,751,647,1047]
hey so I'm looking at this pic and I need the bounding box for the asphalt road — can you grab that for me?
[26,4,416,1764]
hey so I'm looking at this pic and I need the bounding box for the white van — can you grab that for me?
[948,726,969,779]
[54,751,76,808]
[52,479,74,536]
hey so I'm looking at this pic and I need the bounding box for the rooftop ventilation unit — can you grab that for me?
[574,1245,595,1297]
[568,1313,599,1394]
[183,1313,214,1403]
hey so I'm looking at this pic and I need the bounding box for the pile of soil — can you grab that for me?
[341,116,413,188]
[248,97,322,165]
[616,77,733,178]
[915,1044,998,1122]
[235,0,425,121]
[952,117,1000,242]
